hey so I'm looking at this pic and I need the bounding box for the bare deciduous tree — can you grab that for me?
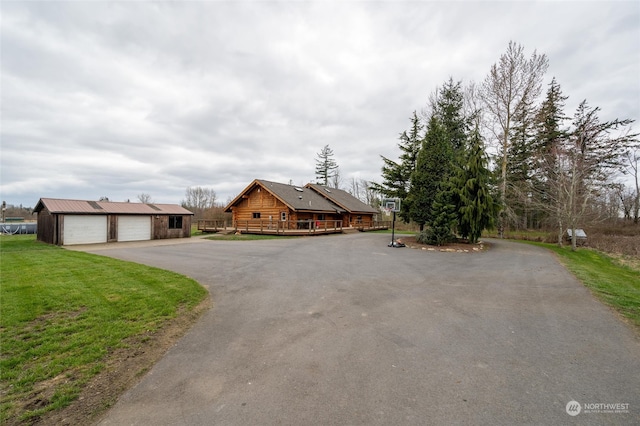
[348,177,378,206]
[622,149,639,223]
[137,193,153,203]
[480,41,548,236]
[181,186,217,220]
[330,166,343,189]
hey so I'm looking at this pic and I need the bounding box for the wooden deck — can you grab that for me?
[197,220,228,233]
[198,219,390,235]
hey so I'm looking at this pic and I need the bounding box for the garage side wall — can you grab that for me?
[152,215,191,239]
[36,208,56,245]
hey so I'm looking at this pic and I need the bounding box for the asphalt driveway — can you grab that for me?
[85,233,639,425]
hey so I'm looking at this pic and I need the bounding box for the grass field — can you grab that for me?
[0,235,208,423]
[528,242,640,329]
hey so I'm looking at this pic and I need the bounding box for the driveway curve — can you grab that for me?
[86,233,639,425]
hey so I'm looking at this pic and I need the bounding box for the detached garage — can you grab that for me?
[34,198,193,246]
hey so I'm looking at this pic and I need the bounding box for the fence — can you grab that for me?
[1,223,37,235]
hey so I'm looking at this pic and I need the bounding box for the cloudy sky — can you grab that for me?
[2,1,639,208]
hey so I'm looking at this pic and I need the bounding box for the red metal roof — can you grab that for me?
[33,198,193,215]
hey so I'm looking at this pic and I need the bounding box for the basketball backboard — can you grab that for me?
[381,198,401,213]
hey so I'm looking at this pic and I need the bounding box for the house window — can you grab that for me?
[169,215,183,229]
[356,215,362,224]
[280,212,287,221]
[317,214,325,221]
[252,212,261,219]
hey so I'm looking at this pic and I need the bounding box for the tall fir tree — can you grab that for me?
[534,77,569,155]
[506,97,537,228]
[435,78,468,155]
[407,115,453,230]
[451,128,497,243]
[371,111,423,222]
[315,145,338,186]
[529,78,570,232]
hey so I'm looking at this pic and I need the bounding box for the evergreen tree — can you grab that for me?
[435,78,468,155]
[529,78,570,233]
[315,145,338,186]
[506,97,537,228]
[417,186,456,246]
[407,115,453,230]
[371,111,423,222]
[451,128,497,243]
[534,77,569,155]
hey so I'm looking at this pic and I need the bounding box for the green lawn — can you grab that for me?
[0,235,208,423]
[529,242,640,329]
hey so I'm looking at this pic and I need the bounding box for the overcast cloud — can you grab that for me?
[1,1,638,208]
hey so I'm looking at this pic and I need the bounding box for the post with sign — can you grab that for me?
[381,198,403,247]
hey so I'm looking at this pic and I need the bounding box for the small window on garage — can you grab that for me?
[169,215,183,229]
[253,212,261,219]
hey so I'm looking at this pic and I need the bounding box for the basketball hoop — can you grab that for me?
[380,198,403,248]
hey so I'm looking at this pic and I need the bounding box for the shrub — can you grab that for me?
[416,228,455,246]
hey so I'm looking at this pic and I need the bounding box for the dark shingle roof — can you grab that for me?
[305,183,378,214]
[224,179,345,213]
[257,180,345,212]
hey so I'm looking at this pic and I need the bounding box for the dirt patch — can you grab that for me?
[26,297,211,426]
[399,236,489,253]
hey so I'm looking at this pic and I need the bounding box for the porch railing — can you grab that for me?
[233,219,343,234]
[197,220,229,232]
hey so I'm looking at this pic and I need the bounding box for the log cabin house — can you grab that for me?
[221,179,385,235]
[34,198,193,245]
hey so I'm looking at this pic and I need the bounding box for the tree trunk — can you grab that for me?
[557,220,563,247]
[500,129,508,238]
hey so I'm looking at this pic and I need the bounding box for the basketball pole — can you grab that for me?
[391,210,396,246]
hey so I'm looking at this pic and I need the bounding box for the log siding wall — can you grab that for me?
[231,188,291,224]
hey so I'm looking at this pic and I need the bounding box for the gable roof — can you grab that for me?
[224,179,345,213]
[33,198,193,215]
[305,183,378,214]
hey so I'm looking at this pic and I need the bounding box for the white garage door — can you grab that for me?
[117,216,151,242]
[64,215,107,245]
